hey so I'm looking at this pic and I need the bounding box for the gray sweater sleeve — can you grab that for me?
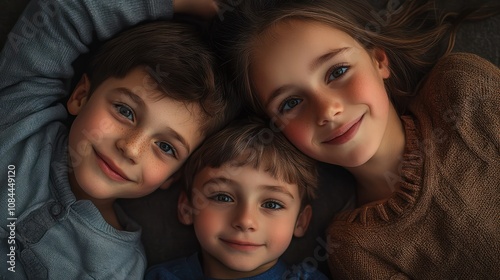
[0,0,173,129]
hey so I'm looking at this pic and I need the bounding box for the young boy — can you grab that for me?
[0,1,235,279]
[145,118,328,279]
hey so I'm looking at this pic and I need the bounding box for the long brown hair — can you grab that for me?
[212,0,499,115]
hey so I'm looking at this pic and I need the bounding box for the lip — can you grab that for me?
[323,115,364,145]
[94,149,131,182]
[220,239,263,251]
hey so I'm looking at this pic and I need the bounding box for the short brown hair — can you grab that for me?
[87,21,239,137]
[183,117,318,207]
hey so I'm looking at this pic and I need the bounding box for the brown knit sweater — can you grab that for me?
[326,53,500,279]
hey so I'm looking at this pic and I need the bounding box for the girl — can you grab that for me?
[212,0,500,278]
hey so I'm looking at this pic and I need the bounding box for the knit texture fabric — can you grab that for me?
[326,53,500,279]
[0,0,172,279]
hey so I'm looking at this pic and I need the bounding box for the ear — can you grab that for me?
[159,171,182,190]
[67,74,91,115]
[372,48,390,79]
[177,191,194,225]
[293,205,312,237]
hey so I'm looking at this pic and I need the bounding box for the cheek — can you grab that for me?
[68,114,98,158]
[193,209,223,238]
[264,217,296,251]
[142,160,174,187]
[344,74,371,101]
[69,105,113,146]
[281,118,312,152]
[348,72,390,114]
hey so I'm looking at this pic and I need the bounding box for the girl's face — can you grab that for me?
[250,20,395,167]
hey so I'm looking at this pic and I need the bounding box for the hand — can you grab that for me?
[173,0,220,19]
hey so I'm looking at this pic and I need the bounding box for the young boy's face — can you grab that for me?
[179,164,311,279]
[66,67,204,201]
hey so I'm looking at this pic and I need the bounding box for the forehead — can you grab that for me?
[142,94,205,153]
[193,164,299,196]
[249,20,363,98]
[121,68,202,116]
[251,19,358,64]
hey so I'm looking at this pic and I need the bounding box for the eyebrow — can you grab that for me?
[261,185,295,200]
[264,47,350,108]
[165,127,191,154]
[202,177,295,200]
[114,87,191,154]
[114,87,145,106]
[309,47,350,72]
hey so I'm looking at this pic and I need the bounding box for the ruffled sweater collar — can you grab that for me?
[334,116,424,226]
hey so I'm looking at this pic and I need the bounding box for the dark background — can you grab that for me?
[1,0,498,278]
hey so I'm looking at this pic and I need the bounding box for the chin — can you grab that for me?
[81,186,112,200]
[341,159,369,168]
[331,151,373,168]
[222,259,266,274]
[77,178,114,200]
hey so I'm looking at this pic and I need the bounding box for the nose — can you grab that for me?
[116,130,147,164]
[232,204,257,232]
[314,91,343,126]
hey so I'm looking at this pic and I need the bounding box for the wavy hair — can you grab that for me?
[212,0,499,114]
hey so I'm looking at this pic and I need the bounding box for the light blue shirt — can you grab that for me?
[0,0,173,279]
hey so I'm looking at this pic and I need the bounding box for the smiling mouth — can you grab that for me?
[221,239,263,251]
[94,149,131,182]
[324,115,364,145]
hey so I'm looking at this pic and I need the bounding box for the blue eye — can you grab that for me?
[262,201,284,210]
[280,98,302,113]
[211,194,233,203]
[156,141,176,157]
[115,104,134,121]
[327,66,349,82]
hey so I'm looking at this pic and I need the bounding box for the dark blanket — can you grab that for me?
[1,0,498,278]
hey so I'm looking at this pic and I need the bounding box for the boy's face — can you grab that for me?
[66,67,204,201]
[179,164,311,279]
